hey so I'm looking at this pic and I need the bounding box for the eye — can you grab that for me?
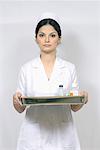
[50,34,56,37]
[39,33,44,37]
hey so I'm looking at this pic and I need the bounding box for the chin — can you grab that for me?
[42,49,54,54]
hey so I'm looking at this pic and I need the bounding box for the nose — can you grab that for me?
[45,35,49,43]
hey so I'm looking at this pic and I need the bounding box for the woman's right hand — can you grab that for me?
[13,92,26,113]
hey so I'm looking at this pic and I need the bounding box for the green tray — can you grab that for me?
[21,95,85,106]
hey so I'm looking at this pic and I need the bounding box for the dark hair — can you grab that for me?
[35,18,61,38]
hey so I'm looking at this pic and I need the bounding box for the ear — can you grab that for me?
[57,38,61,45]
[35,38,38,44]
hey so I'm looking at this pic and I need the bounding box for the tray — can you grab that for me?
[21,95,85,106]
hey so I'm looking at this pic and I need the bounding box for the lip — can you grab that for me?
[43,44,51,47]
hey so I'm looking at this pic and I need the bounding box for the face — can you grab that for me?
[36,25,61,53]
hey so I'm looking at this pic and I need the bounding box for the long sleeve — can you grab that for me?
[70,65,79,95]
[16,67,26,96]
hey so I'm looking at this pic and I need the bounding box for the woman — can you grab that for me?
[13,13,88,150]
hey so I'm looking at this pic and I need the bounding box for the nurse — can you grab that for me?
[13,12,88,150]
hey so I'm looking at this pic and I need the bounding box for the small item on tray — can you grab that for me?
[58,85,64,96]
[69,90,79,96]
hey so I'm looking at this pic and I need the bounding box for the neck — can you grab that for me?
[40,51,56,64]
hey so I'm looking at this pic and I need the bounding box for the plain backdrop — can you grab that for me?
[0,1,100,150]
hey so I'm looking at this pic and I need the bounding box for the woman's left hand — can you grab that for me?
[79,91,88,104]
[71,90,88,112]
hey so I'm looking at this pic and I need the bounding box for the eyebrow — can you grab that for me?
[38,31,57,34]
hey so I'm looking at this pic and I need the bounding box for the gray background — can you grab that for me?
[0,1,100,150]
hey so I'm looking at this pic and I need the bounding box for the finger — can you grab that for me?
[79,91,88,104]
[85,93,88,104]
[13,96,19,104]
[13,92,22,104]
[78,91,84,96]
[83,91,88,104]
[16,92,22,98]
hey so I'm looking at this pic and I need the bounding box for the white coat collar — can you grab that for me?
[32,56,67,69]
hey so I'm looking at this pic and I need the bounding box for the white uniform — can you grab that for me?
[16,56,81,150]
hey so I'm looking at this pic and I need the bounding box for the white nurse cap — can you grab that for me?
[37,12,60,25]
